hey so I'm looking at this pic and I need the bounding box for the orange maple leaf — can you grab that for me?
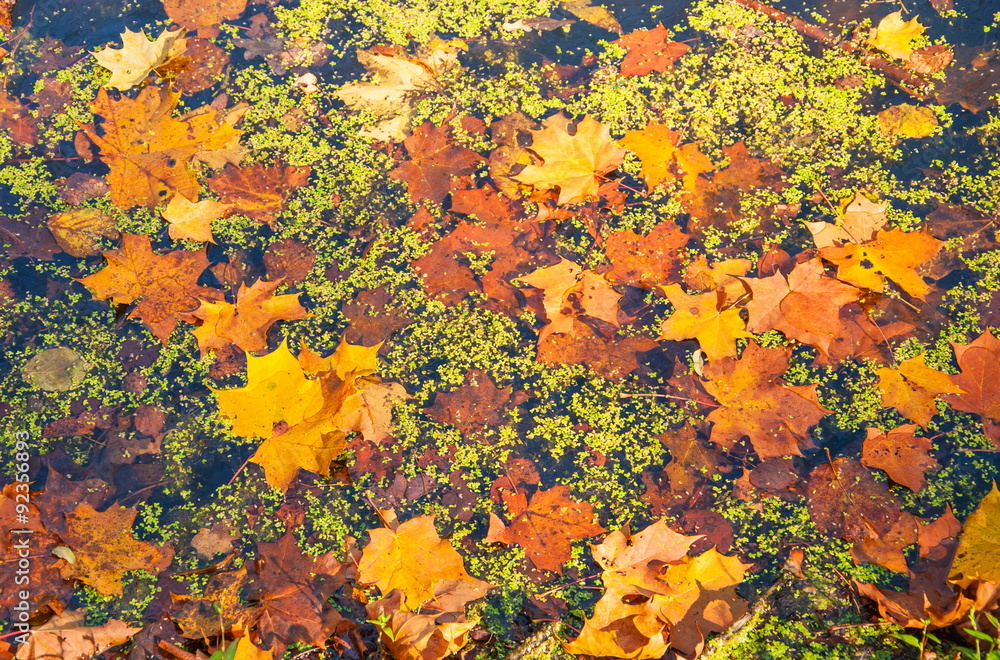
[703,342,829,458]
[358,515,492,611]
[57,502,175,597]
[620,123,712,193]
[513,113,625,205]
[192,278,309,354]
[614,24,690,77]
[485,484,606,573]
[876,354,964,427]
[77,233,220,343]
[207,161,311,227]
[604,220,689,288]
[80,85,241,209]
[564,520,749,659]
[820,228,943,299]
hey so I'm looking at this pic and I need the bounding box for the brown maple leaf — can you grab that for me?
[207,161,311,226]
[0,485,70,620]
[77,234,221,343]
[807,457,916,573]
[341,287,415,346]
[615,24,691,77]
[170,568,259,638]
[163,0,247,38]
[685,141,786,235]
[252,530,351,656]
[703,342,828,458]
[427,369,523,436]
[79,85,242,209]
[485,484,606,573]
[191,278,309,354]
[389,122,484,204]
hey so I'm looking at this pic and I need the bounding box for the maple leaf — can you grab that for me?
[207,161,311,227]
[342,287,415,346]
[252,530,350,655]
[0,485,70,620]
[46,208,119,257]
[854,508,1000,629]
[683,256,752,301]
[535,318,659,380]
[0,91,38,144]
[80,85,242,208]
[807,458,918,573]
[163,0,247,38]
[868,11,925,62]
[619,123,712,192]
[657,284,751,361]
[519,258,622,343]
[877,104,939,139]
[358,515,492,610]
[335,42,463,142]
[161,194,233,243]
[943,331,1000,441]
[56,502,174,597]
[485,484,606,573]
[861,424,939,491]
[615,24,690,77]
[191,278,309,354]
[77,234,219,343]
[949,483,1000,585]
[820,228,943,299]
[703,342,828,458]
[876,354,964,427]
[741,257,860,357]
[427,369,522,436]
[684,141,785,233]
[92,28,185,90]
[806,191,888,248]
[366,589,479,660]
[14,614,140,660]
[604,220,689,288]
[389,122,483,204]
[513,113,626,205]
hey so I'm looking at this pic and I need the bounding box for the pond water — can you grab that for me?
[2,0,1000,658]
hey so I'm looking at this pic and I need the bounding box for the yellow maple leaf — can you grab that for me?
[92,27,185,90]
[867,11,924,61]
[214,341,327,438]
[658,284,751,360]
[161,194,233,243]
[949,482,1000,586]
[214,340,405,490]
[514,113,626,205]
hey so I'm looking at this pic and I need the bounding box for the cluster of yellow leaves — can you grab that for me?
[564,520,749,659]
[213,339,407,491]
[359,515,492,660]
[876,354,965,427]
